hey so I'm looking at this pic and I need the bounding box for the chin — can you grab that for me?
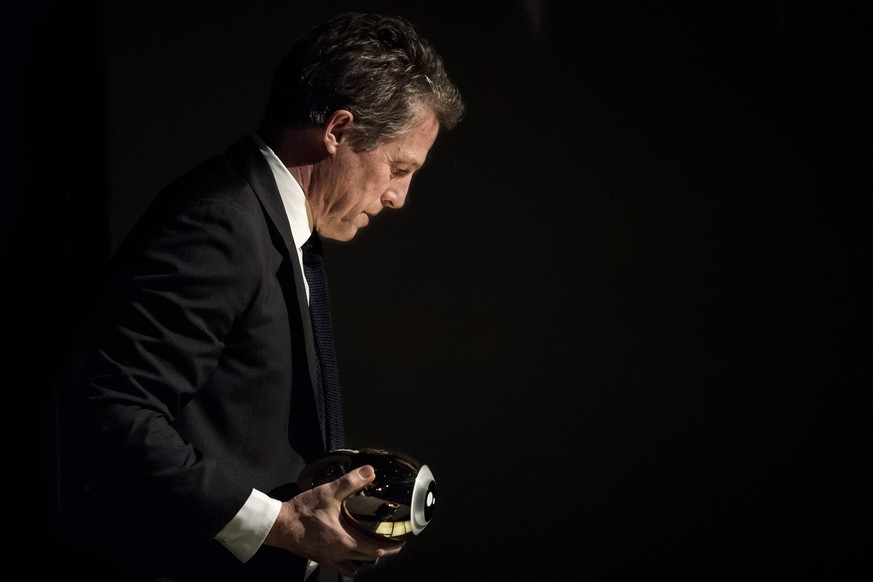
[336,230,359,242]
[317,226,356,242]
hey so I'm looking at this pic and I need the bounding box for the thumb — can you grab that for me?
[333,464,376,501]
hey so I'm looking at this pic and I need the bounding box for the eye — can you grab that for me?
[391,166,411,179]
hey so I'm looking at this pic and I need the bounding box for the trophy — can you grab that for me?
[297,448,437,541]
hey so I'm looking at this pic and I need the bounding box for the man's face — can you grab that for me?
[309,110,440,241]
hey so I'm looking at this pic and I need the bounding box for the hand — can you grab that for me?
[263,465,405,576]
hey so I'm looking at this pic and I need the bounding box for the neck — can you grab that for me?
[258,124,327,194]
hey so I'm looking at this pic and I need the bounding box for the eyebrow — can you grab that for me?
[395,153,426,171]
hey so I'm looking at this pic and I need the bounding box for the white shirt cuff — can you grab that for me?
[214,488,282,563]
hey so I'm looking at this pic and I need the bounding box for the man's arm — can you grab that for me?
[263,465,405,578]
[215,489,283,562]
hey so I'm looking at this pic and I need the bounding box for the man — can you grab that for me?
[56,11,464,582]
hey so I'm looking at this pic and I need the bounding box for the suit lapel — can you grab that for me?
[225,136,327,455]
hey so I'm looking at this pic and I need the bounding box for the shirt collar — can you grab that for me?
[251,132,312,250]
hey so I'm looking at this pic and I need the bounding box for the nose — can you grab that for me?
[381,187,408,209]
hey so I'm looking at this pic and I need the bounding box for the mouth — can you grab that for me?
[359,213,371,227]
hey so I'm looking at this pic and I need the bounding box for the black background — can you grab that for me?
[4,1,865,580]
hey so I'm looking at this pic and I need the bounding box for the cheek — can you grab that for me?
[335,189,373,218]
[355,177,389,206]
[333,157,391,215]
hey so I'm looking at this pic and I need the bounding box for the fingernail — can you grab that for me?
[359,465,374,478]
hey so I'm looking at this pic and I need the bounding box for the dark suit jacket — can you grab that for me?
[59,136,340,581]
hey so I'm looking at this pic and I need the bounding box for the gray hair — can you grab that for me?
[261,12,465,151]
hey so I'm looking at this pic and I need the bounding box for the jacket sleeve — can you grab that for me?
[81,190,265,545]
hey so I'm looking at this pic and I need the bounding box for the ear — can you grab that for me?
[323,109,354,154]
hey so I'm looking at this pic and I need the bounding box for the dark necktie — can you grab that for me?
[301,231,345,452]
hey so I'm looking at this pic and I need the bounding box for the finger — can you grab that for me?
[341,525,406,553]
[327,559,361,578]
[332,465,376,500]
